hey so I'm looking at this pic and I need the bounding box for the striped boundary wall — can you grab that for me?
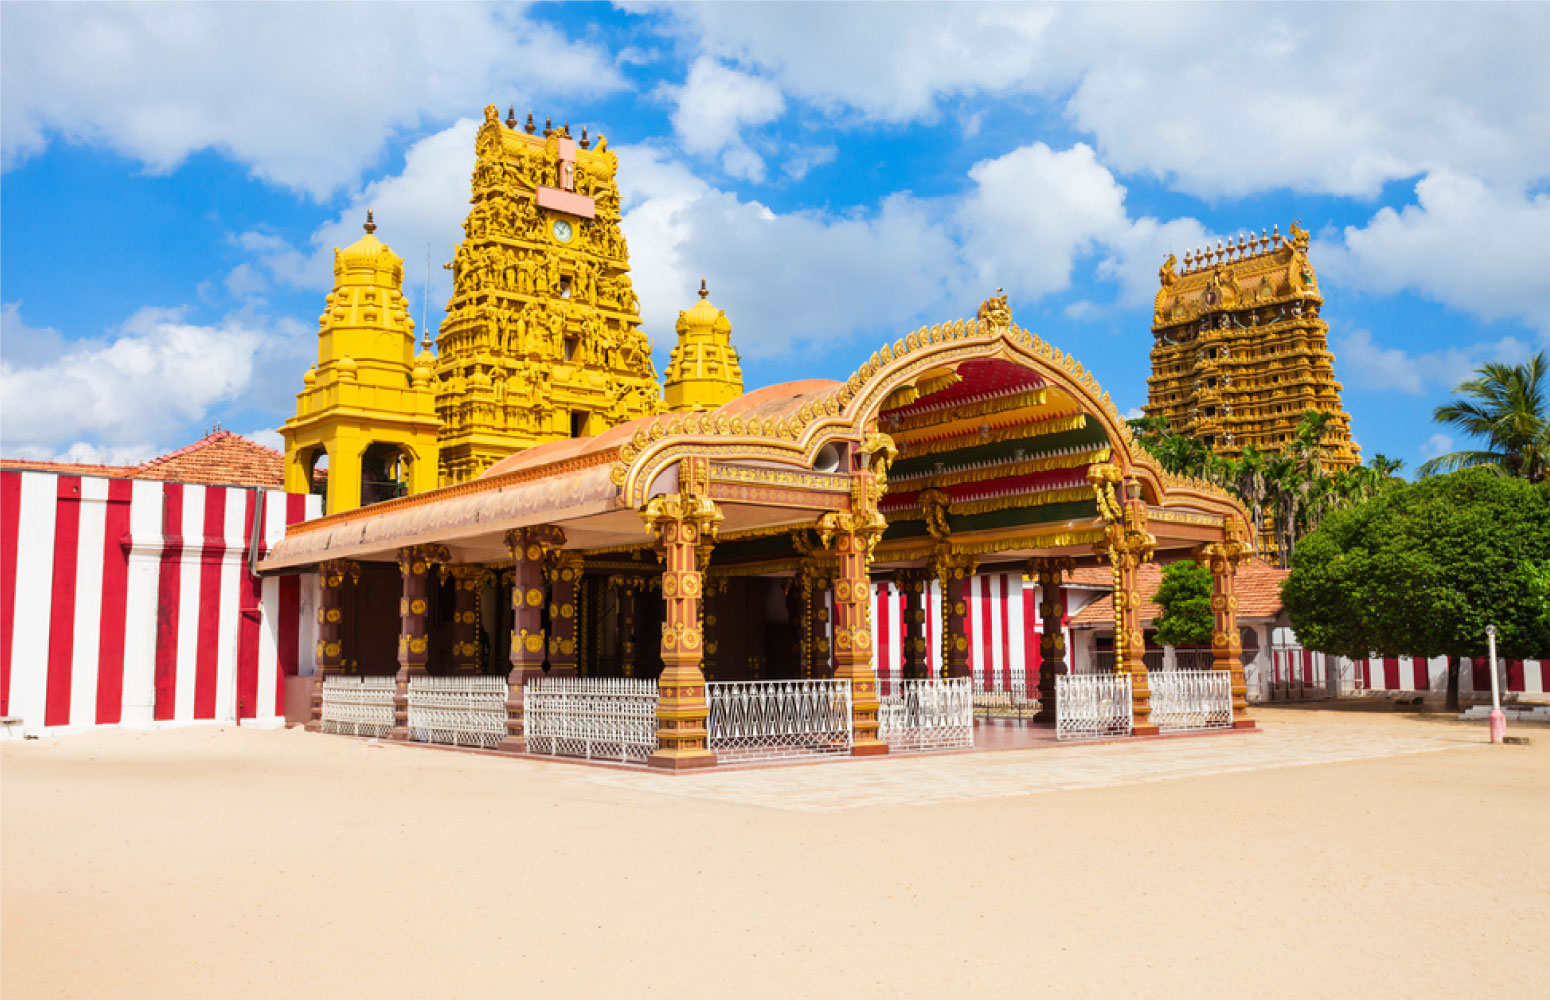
[869,572,1070,695]
[0,471,322,736]
[1266,647,1549,698]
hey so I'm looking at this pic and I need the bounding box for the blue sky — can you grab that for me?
[3,3,1547,470]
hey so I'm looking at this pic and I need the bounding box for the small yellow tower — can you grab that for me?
[663,279,744,412]
[281,212,440,514]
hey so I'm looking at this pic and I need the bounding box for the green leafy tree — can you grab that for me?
[1282,469,1550,710]
[1152,561,1216,649]
[1418,350,1548,482]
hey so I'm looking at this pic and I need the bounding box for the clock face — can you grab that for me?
[552,219,573,243]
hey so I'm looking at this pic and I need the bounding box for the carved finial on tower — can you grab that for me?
[580,127,590,150]
[525,111,536,134]
[364,208,376,234]
[562,121,570,137]
[543,116,553,137]
[506,106,516,128]
[976,289,1012,330]
[698,277,708,299]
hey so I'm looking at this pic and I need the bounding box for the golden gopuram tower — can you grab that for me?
[1144,222,1358,468]
[434,105,662,483]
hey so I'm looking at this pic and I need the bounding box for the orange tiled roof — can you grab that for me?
[1069,557,1288,627]
[2,431,285,489]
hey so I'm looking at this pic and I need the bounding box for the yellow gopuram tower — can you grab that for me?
[435,105,662,483]
[663,280,743,412]
[1144,222,1358,468]
[281,212,441,514]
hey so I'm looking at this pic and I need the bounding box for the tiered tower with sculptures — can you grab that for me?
[435,105,662,483]
[1144,223,1358,468]
[662,280,744,412]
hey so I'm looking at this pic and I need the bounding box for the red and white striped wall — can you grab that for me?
[1267,648,1548,697]
[0,471,322,736]
[870,573,1069,695]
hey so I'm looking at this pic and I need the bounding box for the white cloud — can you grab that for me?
[664,4,1550,198]
[244,427,286,453]
[239,119,480,335]
[1320,173,1550,337]
[1333,328,1533,396]
[1,305,260,457]
[1419,433,1453,460]
[663,58,786,182]
[1,5,623,198]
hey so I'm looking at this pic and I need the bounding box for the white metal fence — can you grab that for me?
[880,677,975,751]
[1149,669,1233,732]
[408,675,508,749]
[707,680,853,762]
[973,671,1040,720]
[319,675,396,737]
[1055,673,1133,740]
[524,677,660,764]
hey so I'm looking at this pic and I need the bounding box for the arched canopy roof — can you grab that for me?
[261,300,1250,571]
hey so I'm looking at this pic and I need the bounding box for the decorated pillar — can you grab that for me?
[306,559,359,730]
[642,458,722,770]
[497,526,563,751]
[446,564,486,673]
[616,576,639,678]
[1029,557,1074,721]
[820,440,895,756]
[934,553,976,680]
[895,571,930,681]
[1197,533,1255,728]
[546,552,582,676]
[1089,465,1158,735]
[391,544,449,739]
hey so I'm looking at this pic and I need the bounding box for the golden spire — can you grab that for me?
[664,278,743,413]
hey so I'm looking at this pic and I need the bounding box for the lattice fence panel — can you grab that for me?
[320,675,396,737]
[524,677,659,764]
[1149,669,1233,732]
[880,677,975,751]
[973,668,1039,719]
[408,676,508,749]
[707,680,852,762]
[1056,673,1133,740]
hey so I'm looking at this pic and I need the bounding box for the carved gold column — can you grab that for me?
[498,526,562,752]
[1197,532,1255,728]
[546,552,582,676]
[392,544,448,739]
[642,459,721,770]
[819,452,893,756]
[306,559,359,730]
[1029,557,1074,721]
[446,564,486,673]
[895,570,930,680]
[934,552,976,681]
[615,576,639,678]
[1089,465,1158,735]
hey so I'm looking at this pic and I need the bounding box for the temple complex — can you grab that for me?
[263,104,1262,770]
[1144,224,1358,468]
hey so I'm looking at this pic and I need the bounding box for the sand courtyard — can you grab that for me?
[3,708,1545,999]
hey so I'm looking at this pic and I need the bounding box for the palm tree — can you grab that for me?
[1418,351,1549,482]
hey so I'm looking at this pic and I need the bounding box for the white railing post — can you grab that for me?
[879,677,975,751]
[705,680,853,762]
[1055,673,1133,740]
[1148,670,1233,732]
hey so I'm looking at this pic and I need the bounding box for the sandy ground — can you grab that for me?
[3,709,1546,1000]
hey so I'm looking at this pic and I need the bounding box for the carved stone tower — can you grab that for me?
[281,213,441,515]
[1144,223,1358,468]
[434,105,662,483]
[663,280,743,412]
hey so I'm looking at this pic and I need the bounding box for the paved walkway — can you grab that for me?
[580,721,1474,811]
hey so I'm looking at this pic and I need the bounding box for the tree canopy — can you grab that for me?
[1418,350,1548,482]
[1281,469,1550,666]
[1152,561,1215,648]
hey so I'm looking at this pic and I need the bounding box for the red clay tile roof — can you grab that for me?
[2,431,285,489]
[1069,557,1288,627]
